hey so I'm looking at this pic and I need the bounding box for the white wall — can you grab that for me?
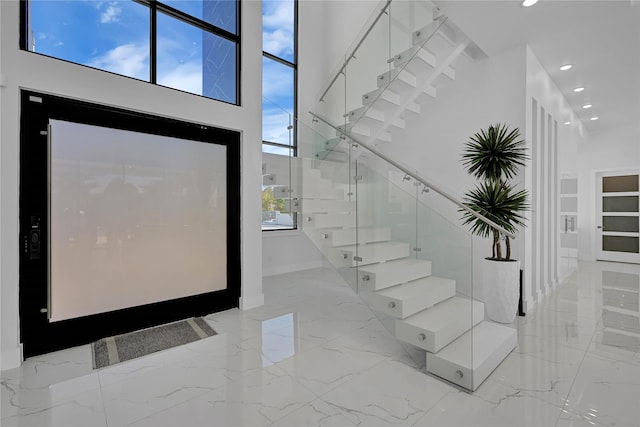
[0,0,264,369]
[523,46,587,310]
[262,230,327,277]
[577,124,640,261]
[386,46,526,302]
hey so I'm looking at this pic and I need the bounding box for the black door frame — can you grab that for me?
[19,90,241,358]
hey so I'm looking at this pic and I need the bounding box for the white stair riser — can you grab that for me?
[395,299,484,353]
[322,228,392,247]
[366,279,455,319]
[426,322,517,391]
[300,199,354,213]
[305,213,373,229]
[358,260,432,291]
[332,243,410,268]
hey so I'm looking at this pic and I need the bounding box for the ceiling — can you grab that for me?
[435,0,640,136]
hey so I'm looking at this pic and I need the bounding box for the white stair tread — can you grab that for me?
[366,276,456,319]
[335,241,410,267]
[426,321,517,391]
[376,276,453,301]
[396,297,484,353]
[327,227,391,246]
[358,258,432,291]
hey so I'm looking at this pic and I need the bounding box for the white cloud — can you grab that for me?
[263,1,294,30]
[263,29,293,58]
[86,42,149,80]
[100,2,122,24]
[262,0,294,58]
[158,62,203,96]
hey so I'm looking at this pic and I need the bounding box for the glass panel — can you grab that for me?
[603,175,639,193]
[163,0,238,34]
[262,150,295,231]
[561,178,578,194]
[202,32,237,103]
[263,58,295,145]
[49,119,227,322]
[28,0,150,80]
[262,0,295,62]
[603,236,640,254]
[157,13,203,95]
[561,197,578,212]
[157,12,236,103]
[603,196,639,213]
[603,216,639,232]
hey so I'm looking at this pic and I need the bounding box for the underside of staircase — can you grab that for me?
[262,9,517,392]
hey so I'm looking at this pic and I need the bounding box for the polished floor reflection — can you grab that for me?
[2,261,639,426]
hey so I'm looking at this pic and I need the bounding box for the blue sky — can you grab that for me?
[29,0,295,122]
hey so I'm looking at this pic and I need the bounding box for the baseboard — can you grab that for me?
[262,260,325,277]
[1,346,23,371]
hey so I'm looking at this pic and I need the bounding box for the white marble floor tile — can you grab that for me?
[1,372,101,421]
[1,345,93,384]
[129,364,317,427]
[555,409,609,427]
[320,359,451,426]
[563,353,640,427]
[0,387,106,427]
[275,337,389,396]
[413,383,564,427]
[269,398,357,427]
[100,355,233,426]
[487,342,585,409]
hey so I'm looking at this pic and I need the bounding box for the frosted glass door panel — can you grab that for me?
[50,119,227,322]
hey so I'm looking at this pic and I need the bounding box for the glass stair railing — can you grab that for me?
[262,0,516,392]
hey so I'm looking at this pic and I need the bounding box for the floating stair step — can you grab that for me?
[314,149,349,162]
[377,68,438,98]
[298,185,344,200]
[337,122,393,143]
[304,212,368,229]
[319,227,391,247]
[358,258,432,291]
[426,321,517,391]
[396,297,484,353]
[332,241,410,267]
[392,45,437,75]
[346,106,406,129]
[362,89,423,114]
[300,199,354,214]
[364,276,456,319]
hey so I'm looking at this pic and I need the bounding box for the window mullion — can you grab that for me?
[150,1,157,84]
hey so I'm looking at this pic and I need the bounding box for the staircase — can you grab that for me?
[262,2,517,392]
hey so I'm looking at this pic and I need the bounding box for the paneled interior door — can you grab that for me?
[596,171,640,264]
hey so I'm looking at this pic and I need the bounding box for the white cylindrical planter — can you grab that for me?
[483,258,520,323]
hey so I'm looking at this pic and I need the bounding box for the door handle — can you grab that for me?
[597,226,602,229]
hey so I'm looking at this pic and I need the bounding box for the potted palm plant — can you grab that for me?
[460,124,529,323]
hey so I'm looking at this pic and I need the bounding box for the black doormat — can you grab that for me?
[91,317,216,369]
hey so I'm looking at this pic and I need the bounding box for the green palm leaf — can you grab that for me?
[461,123,528,183]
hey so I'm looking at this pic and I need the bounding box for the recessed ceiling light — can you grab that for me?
[583,104,593,109]
[522,0,539,6]
[573,87,585,92]
[590,116,599,121]
[560,64,573,71]
[564,121,571,125]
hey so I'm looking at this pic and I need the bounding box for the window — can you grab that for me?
[22,0,239,104]
[262,0,297,231]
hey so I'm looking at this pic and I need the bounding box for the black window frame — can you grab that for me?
[19,0,241,106]
[261,0,298,154]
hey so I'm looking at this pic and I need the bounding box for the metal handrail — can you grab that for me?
[308,111,517,240]
[318,0,392,103]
